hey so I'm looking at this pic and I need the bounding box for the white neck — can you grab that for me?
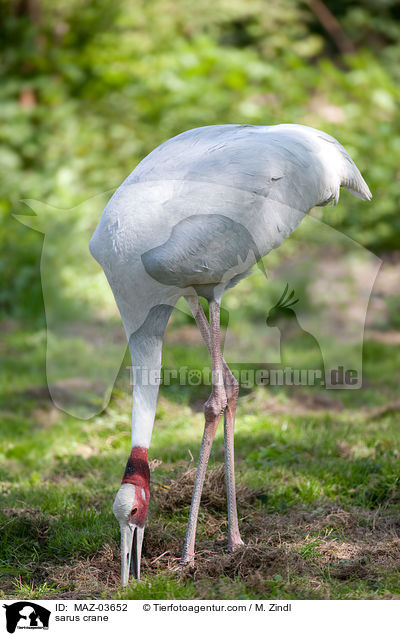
[131,372,161,448]
[128,304,172,449]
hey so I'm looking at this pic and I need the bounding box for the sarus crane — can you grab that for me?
[89,124,371,585]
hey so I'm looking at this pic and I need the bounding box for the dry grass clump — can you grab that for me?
[187,544,306,581]
[44,544,120,597]
[142,518,183,559]
[154,465,261,513]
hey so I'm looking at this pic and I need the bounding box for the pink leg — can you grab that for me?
[224,385,244,550]
[186,296,234,399]
[180,300,226,564]
[185,296,244,554]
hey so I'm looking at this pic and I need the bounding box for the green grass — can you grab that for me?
[1,317,400,600]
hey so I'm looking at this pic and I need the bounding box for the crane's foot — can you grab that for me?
[171,557,194,573]
[178,553,195,568]
[228,537,245,552]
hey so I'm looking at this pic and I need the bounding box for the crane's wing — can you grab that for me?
[123,123,371,213]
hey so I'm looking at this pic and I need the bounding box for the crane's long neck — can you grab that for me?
[121,304,173,488]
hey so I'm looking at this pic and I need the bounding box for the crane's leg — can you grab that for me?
[185,296,236,401]
[186,296,244,551]
[180,299,226,564]
[223,387,244,551]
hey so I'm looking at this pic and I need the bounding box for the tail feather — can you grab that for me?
[339,150,371,200]
[316,129,372,202]
[342,170,372,201]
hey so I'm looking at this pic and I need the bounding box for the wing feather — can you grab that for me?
[123,124,370,213]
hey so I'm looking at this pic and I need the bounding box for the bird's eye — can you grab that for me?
[131,507,138,517]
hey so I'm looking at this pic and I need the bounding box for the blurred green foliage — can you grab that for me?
[1,0,399,319]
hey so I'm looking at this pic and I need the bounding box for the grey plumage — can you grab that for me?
[122,124,371,208]
[141,214,266,301]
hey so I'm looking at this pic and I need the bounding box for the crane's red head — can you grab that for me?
[121,447,150,526]
[113,447,150,585]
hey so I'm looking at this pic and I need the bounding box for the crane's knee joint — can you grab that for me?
[204,394,227,421]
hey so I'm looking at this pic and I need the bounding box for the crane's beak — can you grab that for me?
[120,523,144,585]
